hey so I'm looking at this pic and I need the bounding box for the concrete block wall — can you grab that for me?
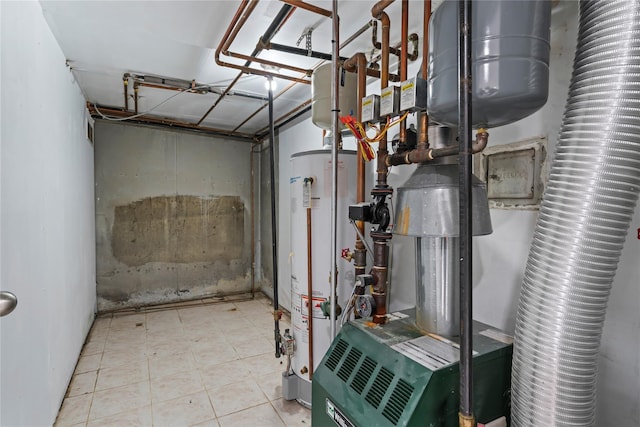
[94,122,253,311]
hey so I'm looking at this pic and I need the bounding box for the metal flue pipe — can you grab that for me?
[512,1,640,425]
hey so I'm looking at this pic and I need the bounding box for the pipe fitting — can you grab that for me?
[386,129,489,167]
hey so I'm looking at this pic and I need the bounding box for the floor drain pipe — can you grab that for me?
[512,1,640,425]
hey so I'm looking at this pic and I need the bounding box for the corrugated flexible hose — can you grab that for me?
[512,1,640,426]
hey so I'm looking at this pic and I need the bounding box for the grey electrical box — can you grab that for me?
[380,86,400,117]
[474,136,547,209]
[400,76,428,112]
[487,149,535,199]
[361,94,380,123]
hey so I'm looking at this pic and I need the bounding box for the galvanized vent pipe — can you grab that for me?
[512,1,640,425]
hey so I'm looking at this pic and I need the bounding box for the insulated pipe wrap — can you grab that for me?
[512,1,640,426]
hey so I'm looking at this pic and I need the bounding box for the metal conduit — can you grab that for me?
[512,1,640,426]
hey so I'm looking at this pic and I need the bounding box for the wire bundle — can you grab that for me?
[340,113,409,161]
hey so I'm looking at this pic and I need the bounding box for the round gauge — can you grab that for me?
[355,294,376,318]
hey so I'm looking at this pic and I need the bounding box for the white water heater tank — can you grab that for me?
[288,149,357,407]
[311,63,358,130]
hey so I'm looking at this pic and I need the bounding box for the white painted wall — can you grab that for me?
[275,1,639,424]
[0,2,96,425]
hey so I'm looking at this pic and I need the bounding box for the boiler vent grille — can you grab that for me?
[322,340,414,426]
[350,356,376,394]
[337,347,362,382]
[365,366,394,409]
[326,339,348,371]
[382,379,414,425]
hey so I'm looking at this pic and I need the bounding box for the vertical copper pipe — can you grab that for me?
[399,0,409,147]
[134,82,139,115]
[306,206,314,379]
[123,74,129,111]
[370,0,394,325]
[418,0,432,148]
[344,52,369,306]
[375,8,391,187]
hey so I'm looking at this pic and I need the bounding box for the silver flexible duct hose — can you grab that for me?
[512,1,640,426]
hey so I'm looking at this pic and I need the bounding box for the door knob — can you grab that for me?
[0,292,18,317]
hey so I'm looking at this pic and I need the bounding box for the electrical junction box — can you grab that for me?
[474,136,547,209]
[380,86,400,118]
[400,76,428,112]
[361,94,380,123]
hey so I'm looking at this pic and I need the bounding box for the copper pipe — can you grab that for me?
[255,99,312,136]
[386,130,489,166]
[371,20,401,57]
[206,3,381,130]
[233,80,298,132]
[342,20,374,49]
[200,2,294,125]
[344,52,368,303]
[306,205,314,379]
[372,0,395,21]
[369,0,394,326]
[134,82,139,115]
[279,0,331,17]
[215,0,313,84]
[215,53,311,85]
[422,0,431,80]
[373,1,392,187]
[398,0,409,147]
[273,3,297,35]
[197,74,243,126]
[123,73,130,111]
[417,0,432,148]
[87,104,256,141]
[222,51,312,76]
[221,0,258,53]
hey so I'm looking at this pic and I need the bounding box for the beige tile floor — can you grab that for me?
[55,295,311,427]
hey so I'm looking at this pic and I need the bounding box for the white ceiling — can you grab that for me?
[40,0,430,139]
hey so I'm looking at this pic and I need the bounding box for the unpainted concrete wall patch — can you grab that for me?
[112,195,244,267]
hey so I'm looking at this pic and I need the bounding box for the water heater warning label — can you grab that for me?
[301,295,325,319]
[391,335,461,371]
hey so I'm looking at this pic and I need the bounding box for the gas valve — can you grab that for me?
[280,329,295,356]
[341,248,354,262]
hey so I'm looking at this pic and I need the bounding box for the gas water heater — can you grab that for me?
[283,150,357,407]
